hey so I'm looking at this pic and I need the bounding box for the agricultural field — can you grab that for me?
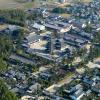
[0,0,20,9]
[0,0,93,9]
[0,0,41,9]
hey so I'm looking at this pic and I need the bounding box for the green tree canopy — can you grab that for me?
[52,7,65,14]
[0,79,18,100]
[0,9,26,26]
[0,34,13,72]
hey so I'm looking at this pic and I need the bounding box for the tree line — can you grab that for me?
[0,33,20,100]
[0,9,26,26]
[0,33,13,72]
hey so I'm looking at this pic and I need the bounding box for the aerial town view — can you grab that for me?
[0,0,100,100]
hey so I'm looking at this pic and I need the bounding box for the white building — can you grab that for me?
[21,95,35,100]
[32,23,45,31]
[70,89,85,100]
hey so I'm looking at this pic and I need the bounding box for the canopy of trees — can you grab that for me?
[12,29,25,42]
[0,9,26,26]
[88,46,100,61]
[0,34,12,57]
[0,34,13,72]
[0,79,18,100]
[93,31,100,44]
[52,7,65,14]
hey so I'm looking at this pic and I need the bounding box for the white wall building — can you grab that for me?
[32,23,45,31]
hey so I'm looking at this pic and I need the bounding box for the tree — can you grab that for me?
[0,9,26,26]
[12,29,24,42]
[92,31,100,44]
[52,7,65,14]
[0,34,12,57]
[0,34,13,72]
[88,46,100,61]
[84,23,92,33]
[62,56,74,67]
[0,58,7,72]
[0,79,18,100]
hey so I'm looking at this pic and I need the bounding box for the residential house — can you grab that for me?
[27,83,41,93]
[21,95,36,100]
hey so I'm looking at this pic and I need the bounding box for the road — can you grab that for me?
[57,73,75,86]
